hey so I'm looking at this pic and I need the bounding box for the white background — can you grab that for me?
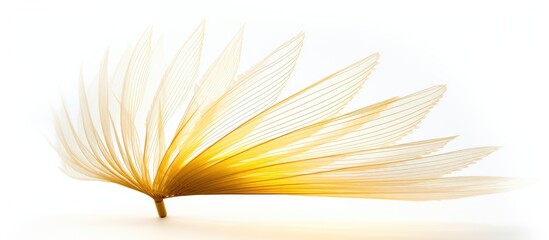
[0,0,548,239]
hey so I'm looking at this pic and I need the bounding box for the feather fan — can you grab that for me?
[53,22,512,218]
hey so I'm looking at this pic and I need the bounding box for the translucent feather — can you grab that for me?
[52,23,513,218]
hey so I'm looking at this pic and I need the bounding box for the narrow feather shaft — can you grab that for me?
[154,199,167,218]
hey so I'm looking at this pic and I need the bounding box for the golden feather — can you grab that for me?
[53,22,512,218]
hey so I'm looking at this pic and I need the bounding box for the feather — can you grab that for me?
[53,23,513,218]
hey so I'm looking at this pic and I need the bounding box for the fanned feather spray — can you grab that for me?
[53,23,512,218]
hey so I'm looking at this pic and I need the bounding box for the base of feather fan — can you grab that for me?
[155,199,167,218]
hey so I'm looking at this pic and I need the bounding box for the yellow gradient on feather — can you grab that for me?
[53,22,512,218]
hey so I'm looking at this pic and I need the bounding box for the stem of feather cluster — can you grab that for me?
[154,199,167,218]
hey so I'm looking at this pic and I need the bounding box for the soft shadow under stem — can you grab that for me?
[155,199,167,218]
